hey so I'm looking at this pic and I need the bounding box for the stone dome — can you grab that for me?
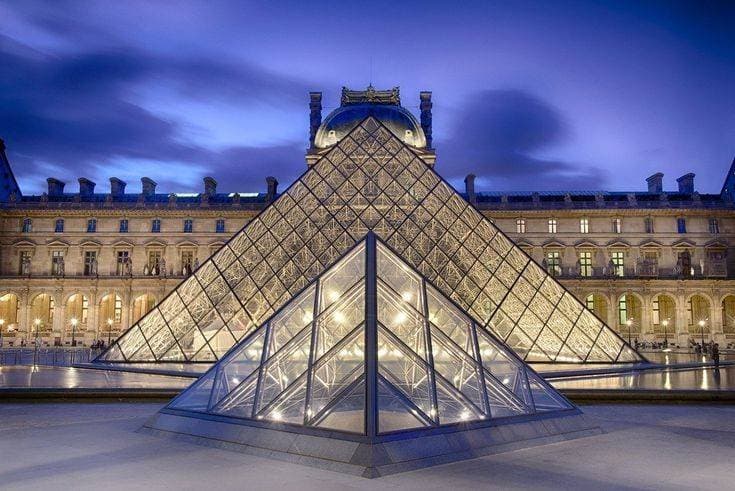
[314,104,427,149]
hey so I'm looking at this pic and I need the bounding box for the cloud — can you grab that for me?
[438,89,609,191]
[0,35,309,194]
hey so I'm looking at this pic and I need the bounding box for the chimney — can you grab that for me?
[309,92,322,148]
[420,91,433,149]
[676,173,695,194]
[464,174,476,205]
[109,177,126,197]
[141,177,157,197]
[203,176,217,196]
[46,178,65,196]
[266,176,278,201]
[78,177,96,196]
[646,173,663,193]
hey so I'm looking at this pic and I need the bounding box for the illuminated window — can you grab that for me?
[51,251,64,276]
[114,295,122,323]
[116,250,129,275]
[585,294,595,312]
[611,251,625,277]
[18,251,32,274]
[548,218,557,234]
[579,218,589,234]
[516,218,526,234]
[652,297,660,325]
[618,296,628,324]
[83,251,97,276]
[578,251,592,277]
[546,251,561,277]
[612,218,622,234]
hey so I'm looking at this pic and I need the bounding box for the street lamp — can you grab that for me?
[107,318,113,346]
[626,318,633,346]
[662,319,669,348]
[70,317,78,347]
[0,318,5,348]
[33,318,41,365]
[34,318,41,344]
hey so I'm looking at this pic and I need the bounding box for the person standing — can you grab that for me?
[712,343,720,368]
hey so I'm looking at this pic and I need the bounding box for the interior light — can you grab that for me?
[394,312,407,324]
[271,411,283,421]
[328,291,340,302]
[334,311,345,323]
[302,311,313,323]
[232,377,240,384]
[429,408,437,417]
[401,292,413,302]
[460,410,470,421]
[502,377,510,385]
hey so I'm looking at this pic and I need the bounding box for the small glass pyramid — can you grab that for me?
[167,234,572,435]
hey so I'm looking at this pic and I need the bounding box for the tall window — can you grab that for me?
[612,218,622,234]
[81,296,89,324]
[22,218,32,233]
[516,218,526,234]
[51,251,64,276]
[676,217,686,234]
[18,251,32,274]
[216,219,226,233]
[87,218,97,233]
[55,219,64,233]
[579,218,589,234]
[151,219,161,233]
[114,295,123,323]
[183,219,193,233]
[652,297,660,326]
[546,251,561,277]
[585,294,595,313]
[618,296,628,325]
[578,251,593,277]
[148,250,162,274]
[709,218,720,234]
[119,219,128,233]
[83,251,97,276]
[181,250,195,274]
[116,250,129,275]
[548,218,558,234]
[611,251,625,277]
[644,217,654,234]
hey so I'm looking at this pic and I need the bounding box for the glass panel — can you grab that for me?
[267,285,316,355]
[377,284,427,361]
[378,377,430,433]
[256,328,312,411]
[377,242,423,312]
[260,375,308,424]
[476,329,533,407]
[427,285,475,358]
[527,372,573,412]
[314,379,366,434]
[433,376,482,425]
[313,285,365,359]
[319,242,365,314]
[168,370,215,412]
[483,373,531,418]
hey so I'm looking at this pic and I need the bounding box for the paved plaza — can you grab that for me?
[0,401,733,490]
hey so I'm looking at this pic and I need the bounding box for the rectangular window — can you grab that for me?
[652,297,660,326]
[114,295,123,323]
[119,219,128,233]
[151,219,161,233]
[548,218,557,234]
[87,218,97,233]
[579,218,589,234]
[546,251,561,277]
[55,219,64,233]
[516,218,526,234]
[677,217,686,234]
[644,217,654,234]
[81,296,89,324]
[51,250,64,276]
[19,251,32,275]
[578,251,593,277]
[116,250,129,275]
[216,219,226,233]
[618,296,628,325]
[612,218,622,234]
[709,218,720,234]
[83,251,97,276]
[181,250,194,275]
[22,218,32,233]
[611,251,625,277]
[183,219,193,233]
[148,250,162,274]
[585,294,595,312]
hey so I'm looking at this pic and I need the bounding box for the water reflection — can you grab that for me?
[551,366,735,391]
[0,365,193,389]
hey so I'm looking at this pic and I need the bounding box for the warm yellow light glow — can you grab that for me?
[460,410,470,421]
[107,318,113,326]
[394,312,407,324]
[328,291,340,302]
[71,317,78,326]
[333,311,345,323]
[271,411,283,421]
[401,291,412,302]
[302,311,313,323]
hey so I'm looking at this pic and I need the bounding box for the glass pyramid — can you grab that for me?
[98,116,643,365]
[166,234,572,435]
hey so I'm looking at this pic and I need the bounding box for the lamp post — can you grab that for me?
[662,319,669,348]
[106,318,113,346]
[625,318,633,346]
[0,318,5,348]
[70,317,78,347]
[33,318,41,365]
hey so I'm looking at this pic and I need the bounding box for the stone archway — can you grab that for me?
[98,293,122,343]
[65,293,89,345]
[132,294,156,323]
[617,293,643,344]
[651,294,677,341]
[0,293,20,344]
[584,293,609,323]
[722,295,735,336]
[30,293,55,343]
[687,294,712,342]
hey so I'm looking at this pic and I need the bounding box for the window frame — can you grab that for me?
[86,218,97,233]
[54,218,64,233]
[547,218,558,234]
[119,219,129,233]
[579,217,589,234]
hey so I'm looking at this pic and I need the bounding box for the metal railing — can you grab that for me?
[0,347,102,366]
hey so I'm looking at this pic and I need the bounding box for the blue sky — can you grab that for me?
[1,0,733,195]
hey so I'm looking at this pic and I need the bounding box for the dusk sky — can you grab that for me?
[1,0,733,195]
